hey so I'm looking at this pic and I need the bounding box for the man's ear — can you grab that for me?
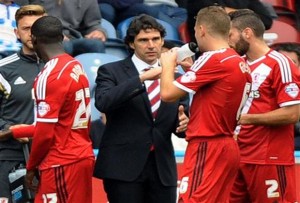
[14,28,20,40]
[242,28,252,39]
[129,42,135,50]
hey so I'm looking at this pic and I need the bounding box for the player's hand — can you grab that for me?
[139,67,162,82]
[178,57,194,72]
[238,114,251,125]
[25,169,39,192]
[0,129,13,141]
[176,105,189,133]
[16,138,29,143]
[160,48,178,71]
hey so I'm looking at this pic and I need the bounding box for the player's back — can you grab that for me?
[184,48,251,139]
[34,53,94,170]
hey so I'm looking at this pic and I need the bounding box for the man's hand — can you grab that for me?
[176,105,189,133]
[160,48,178,72]
[139,67,162,82]
[238,114,251,125]
[85,30,106,41]
[25,169,39,192]
[0,129,13,141]
[178,57,194,72]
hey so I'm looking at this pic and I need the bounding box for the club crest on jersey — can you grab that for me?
[285,83,299,98]
[180,71,196,83]
[38,101,50,117]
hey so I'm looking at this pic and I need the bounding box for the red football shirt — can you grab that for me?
[174,48,251,140]
[28,54,94,170]
[236,50,300,165]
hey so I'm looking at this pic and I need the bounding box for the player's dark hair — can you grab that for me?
[124,14,166,53]
[31,16,63,44]
[229,9,265,38]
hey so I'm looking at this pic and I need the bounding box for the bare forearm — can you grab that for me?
[239,105,300,125]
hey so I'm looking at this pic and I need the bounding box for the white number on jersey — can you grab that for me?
[179,176,189,194]
[265,179,280,198]
[72,88,91,129]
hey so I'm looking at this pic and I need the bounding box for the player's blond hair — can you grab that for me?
[15,4,47,26]
[195,6,230,38]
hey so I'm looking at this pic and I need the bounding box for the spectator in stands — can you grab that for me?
[98,0,187,29]
[29,0,106,56]
[93,14,189,203]
[273,42,300,68]
[186,0,275,43]
[272,42,300,151]
[0,0,21,59]
[12,0,28,6]
[0,4,46,203]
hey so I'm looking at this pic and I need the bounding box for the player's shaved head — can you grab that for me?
[31,15,64,44]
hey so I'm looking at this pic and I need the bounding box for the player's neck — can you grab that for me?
[247,40,270,62]
[42,45,65,62]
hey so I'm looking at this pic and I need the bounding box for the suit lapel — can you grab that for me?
[122,58,154,120]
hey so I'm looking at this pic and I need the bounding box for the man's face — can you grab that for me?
[278,50,300,69]
[229,26,249,56]
[129,29,164,65]
[14,15,43,53]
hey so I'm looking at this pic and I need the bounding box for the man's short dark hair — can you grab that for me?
[272,42,300,63]
[229,9,265,38]
[31,16,63,44]
[124,14,166,47]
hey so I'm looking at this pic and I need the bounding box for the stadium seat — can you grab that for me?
[104,38,129,59]
[75,53,122,121]
[116,17,182,44]
[264,19,300,45]
[101,18,118,39]
[262,0,299,29]
[262,0,296,12]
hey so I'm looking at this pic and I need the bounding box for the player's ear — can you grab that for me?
[31,34,37,45]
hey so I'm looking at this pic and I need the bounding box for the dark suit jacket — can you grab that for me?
[93,57,189,186]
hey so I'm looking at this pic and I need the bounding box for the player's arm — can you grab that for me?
[239,104,300,125]
[160,49,188,102]
[0,125,35,141]
[26,122,55,170]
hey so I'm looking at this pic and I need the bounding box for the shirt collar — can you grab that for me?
[131,54,160,74]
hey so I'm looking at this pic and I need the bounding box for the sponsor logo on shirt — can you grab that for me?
[249,90,260,98]
[38,101,50,117]
[239,62,251,74]
[285,83,299,98]
[14,76,26,85]
[180,71,196,83]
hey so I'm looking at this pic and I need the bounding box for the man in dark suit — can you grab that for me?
[93,14,190,203]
